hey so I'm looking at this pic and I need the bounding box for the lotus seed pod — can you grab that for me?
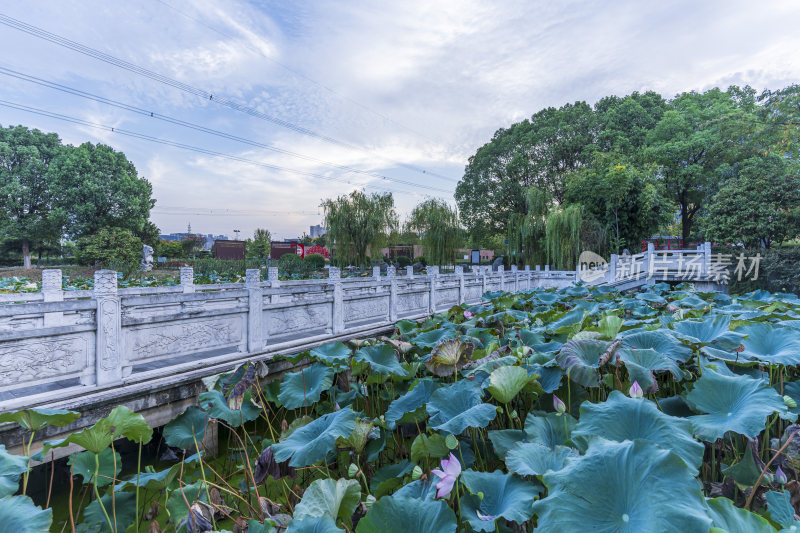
[348,463,359,478]
[411,465,422,481]
[445,434,458,449]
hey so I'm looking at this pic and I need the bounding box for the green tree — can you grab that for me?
[406,199,462,266]
[77,227,142,265]
[52,142,155,240]
[322,190,398,267]
[155,239,183,259]
[0,125,64,268]
[181,234,205,257]
[507,187,550,265]
[249,228,272,259]
[703,154,800,248]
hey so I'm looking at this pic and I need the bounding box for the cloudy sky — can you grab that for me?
[2,0,800,240]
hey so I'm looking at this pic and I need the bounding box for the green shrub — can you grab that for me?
[715,245,800,295]
[77,227,142,266]
[304,253,326,271]
[396,255,411,268]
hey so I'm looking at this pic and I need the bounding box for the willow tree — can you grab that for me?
[545,205,583,270]
[507,187,550,266]
[322,190,397,267]
[407,198,462,266]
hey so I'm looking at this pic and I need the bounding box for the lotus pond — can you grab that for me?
[5,283,800,532]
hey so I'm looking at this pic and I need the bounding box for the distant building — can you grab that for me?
[310,224,327,238]
[158,233,229,250]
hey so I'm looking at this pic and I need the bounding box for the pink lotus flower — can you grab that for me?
[431,452,462,499]
[629,381,644,399]
[464,310,473,319]
[553,394,566,415]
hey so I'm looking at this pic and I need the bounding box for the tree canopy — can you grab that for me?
[322,190,398,267]
[406,199,462,266]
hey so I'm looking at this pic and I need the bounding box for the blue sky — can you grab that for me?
[2,0,800,240]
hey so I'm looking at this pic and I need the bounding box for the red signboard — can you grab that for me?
[305,245,329,259]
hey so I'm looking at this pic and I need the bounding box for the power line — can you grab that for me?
[0,66,454,195]
[153,207,320,217]
[151,0,444,147]
[0,99,439,198]
[0,13,459,182]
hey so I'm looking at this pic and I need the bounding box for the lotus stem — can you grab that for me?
[93,453,115,533]
[745,433,795,510]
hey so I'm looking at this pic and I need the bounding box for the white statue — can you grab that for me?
[141,244,154,272]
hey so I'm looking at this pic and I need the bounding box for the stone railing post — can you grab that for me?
[524,265,530,290]
[481,266,488,295]
[268,267,280,288]
[511,265,519,292]
[406,266,414,278]
[387,266,397,322]
[330,267,344,334]
[180,266,194,293]
[246,269,263,352]
[703,241,712,277]
[608,254,618,283]
[42,268,64,327]
[373,266,381,281]
[499,264,505,292]
[427,266,439,314]
[455,266,465,304]
[94,270,122,386]
[646,242,655,280]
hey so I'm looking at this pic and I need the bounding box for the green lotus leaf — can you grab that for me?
[571,391,703,470]
[0,445,28,498]
[199,389,261,427]
[294,478,361,524]
[534,438,711,533]
[617,347,682,393]
[272,408,356,467]
[248,519,279,533]
[524,412,576,449]
[308,341,352,367]
[720,444,761,486]
[165,479,207,525]
[486,366,534,404]
[105,405,153,444]
[354,344,407,376]
[355,495,457,533]
[556,339,612,387]
[672,314,745,349]
[0,495,52,533]
[81,491,136,532]
[621,330,693,363]
[286,516,344,533]
[412,328,458,348]
[547,309,587,335]
[706,496,777,533]
[64,420,114,454]
[424,338,473,377]
[427,380,497,435]
[410,433,449,465]
[597,315,624,340]
[116,462,182,492]
[459,469,542,531]
[735,323,800,366]
[519,329,545,347]
[765,490,798,529]
[488,429,526,459]
[686,367,793,441]
[505,442,575,476]
[279,365,336,410]
[163,405,208,449]
[68,447,121,487]
[523,363,562,393]
[385,379,438,425]
[370,460,414,496]
[393,478,438,501]
[0,408,80,432]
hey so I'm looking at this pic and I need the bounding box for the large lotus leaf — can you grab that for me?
[547,309,587,335]
[0,495,52,532]
[0,445,27,497]
[596,315,624,340]
[105,405,153,444]
[308,341,352,367]
[64,420,114,454]
[488,429,526,459]
[410,433,449,464]
[163,405,208,449]
[355,495,457,533]
[165,479,208,525]
[286,516,344,533]
[0,408,80,432]
[426,380,497,435]
[621,330,693,363]
[370,460,414,496]
[424,338,473,377]
[617,347,682,393]
[293,478,361,524]
[572,391,704,470]
[735,323,800,366]
[505,442,575,476]
[411,328,457,348]
[199,389,261,426]
[69,447,121,487]
[765,490,800,529]
[393,478,438,501]
[672,314,745,349]
[385,379,438,425]
[534,438,711,533]
[524,412,576,449]
[81,492,136,532]
[519,329,545,347]
[705,497,777,533]
[465,327,497,349]
[355,344,407,376]
[556,339,612,387]
[524,363,562,393]
[272,408,356,467]
[459,469,542,531]
[486,366,535,404]
[116,462,182,492]
[279,365,336,410]
[686,367,793,441]
[721,444,762,486]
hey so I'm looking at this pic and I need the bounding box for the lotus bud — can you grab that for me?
[775,465,788,485]
[553,395,566,415]
[411,465,422,481]
[445,434,458,450]
[347,463,359,478]
[784,395,797,409]
[365,495,376,508]
[477,491,484,500]
[629,381,644,399]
